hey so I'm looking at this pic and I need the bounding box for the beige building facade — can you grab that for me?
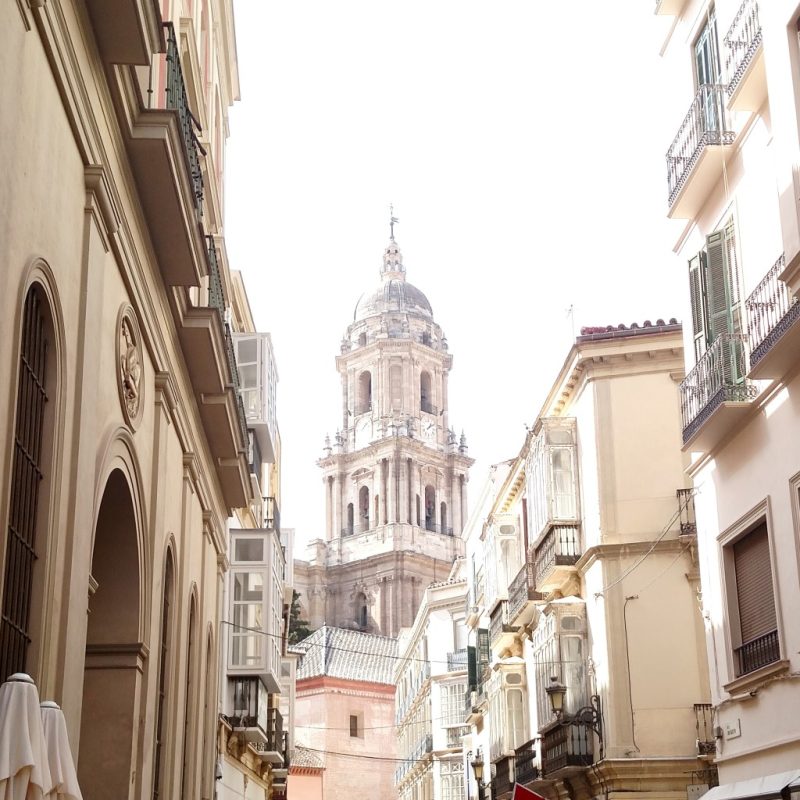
[295,235,473,637]
[656,0,800,790]
[0,1,258,798]
[462,323,714,800]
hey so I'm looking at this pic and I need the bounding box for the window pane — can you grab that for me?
[234,538,264,563]
[237,337,257,364]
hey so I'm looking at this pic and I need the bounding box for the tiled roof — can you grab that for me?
[578,319,680,341]
[291,745,325,769]
[295,626,398,685]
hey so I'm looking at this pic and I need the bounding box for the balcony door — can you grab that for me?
[695,9,722,132]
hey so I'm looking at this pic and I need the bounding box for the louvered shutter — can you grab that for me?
[706,229,731,342]
[724,218,743,335]
[688,251,709,361]
[467,645,477,690]
[733,523,777,644]
[477,628,490,683]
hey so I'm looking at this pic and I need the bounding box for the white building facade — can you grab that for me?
[656,0,800,789]
[395,572,470,800]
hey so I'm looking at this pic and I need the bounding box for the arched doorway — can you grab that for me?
[425,485,436,531]
[79,468,142,799]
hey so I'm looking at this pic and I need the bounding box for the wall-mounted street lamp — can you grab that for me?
[545,676,603,743]
[468,750,487,800]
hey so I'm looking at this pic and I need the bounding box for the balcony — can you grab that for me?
[735,629,780,676]
[654,0,688,15]
[119,22,208,287]
[84,0,161,65]
[680,333,758,451]
[489,600,519,652]
[677,488,697,535]
[724,0,765,113]
[176,239,250,508]
[540,721,593,777]
[492,755,514,799]
[235,333,278,464]
[229,678,283,763]
[507,562,544,627]
[667,85,735,219]
[250,708,284,765]
[533,525,580,594]
[514,740,540,786]
[747,255,800,379]
[447,649,468,672]
[694,703,716,759]
[464,688,482,724]
[265,496,280,533]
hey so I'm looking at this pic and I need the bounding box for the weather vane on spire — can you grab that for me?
[389,204,399,242]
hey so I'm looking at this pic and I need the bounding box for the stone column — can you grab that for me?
[333,472,343,538]
[398,457,408,524]
[387,456,396,523]
[324,476,332,540]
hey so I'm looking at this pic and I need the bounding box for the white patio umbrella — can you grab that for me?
[39,703,81,800]
[0,674,53,800]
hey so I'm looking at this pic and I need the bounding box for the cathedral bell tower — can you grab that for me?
[299,223,473,637]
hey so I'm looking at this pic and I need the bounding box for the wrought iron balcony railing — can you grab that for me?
[679,333,757,444]
[724,0,762,98]
[223,322,249,449]
[163,22,205,221]
[447,648,468,671]
[489,600,519,646]
[249,430,263,481]
[534,525,580,587]
[508,561,544,623]
[677,488,696,535]
[541,721,593,776]
[265,496,280,533]
[206,237,224,314]
[746,254,799,369]
[514,739,539,785]
[735,628,779,676]
[667,84,734,207]
[493,755,514,797]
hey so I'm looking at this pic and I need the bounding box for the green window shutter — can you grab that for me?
[706,228,732,343]
[724,218,743,335]
[467,645,477,690]
[688,251,709,361]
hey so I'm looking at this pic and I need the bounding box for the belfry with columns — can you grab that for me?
[294,224,473,637]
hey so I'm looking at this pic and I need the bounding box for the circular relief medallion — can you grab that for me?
[117,305,144,430]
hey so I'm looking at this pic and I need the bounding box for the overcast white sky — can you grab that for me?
[225,1,685,547]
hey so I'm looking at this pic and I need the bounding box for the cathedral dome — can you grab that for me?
[352,236,433,322]
[353,278,433,322]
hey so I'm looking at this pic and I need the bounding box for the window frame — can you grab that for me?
[717,498,785,689]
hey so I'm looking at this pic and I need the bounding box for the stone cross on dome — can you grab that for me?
[389,203,399,242]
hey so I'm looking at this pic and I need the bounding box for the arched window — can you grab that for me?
[358,332,367,347]
[420,371,432,414]
[346,503,354,536]
[153,551,176,800]
[1,286,55,681]
[357,371,372,415]
[355,592,368,630]
[359,485,369,531]
[440,502,448,535]
[425,485,436,531]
